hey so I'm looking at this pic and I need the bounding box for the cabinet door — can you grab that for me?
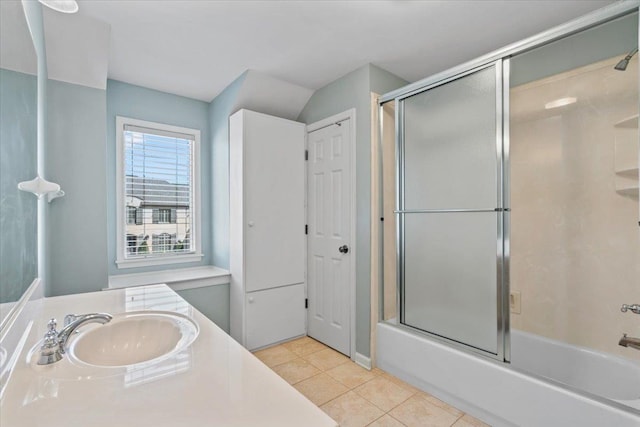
[245,283,306,350]
[243,111,306,292]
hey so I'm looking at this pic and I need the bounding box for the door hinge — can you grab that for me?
[305,224,308,235]
[305,150,308,161]
[305,298,308,309]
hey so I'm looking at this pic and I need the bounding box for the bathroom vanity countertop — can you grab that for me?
[0,285,338,427]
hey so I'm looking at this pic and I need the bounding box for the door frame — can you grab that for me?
[305,108,357,361]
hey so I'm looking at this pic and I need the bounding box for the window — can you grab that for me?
[127,207,142,225]
[152,208,176,224]
[116,117,202,268]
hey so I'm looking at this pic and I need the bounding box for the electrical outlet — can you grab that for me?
[510,291,521,314]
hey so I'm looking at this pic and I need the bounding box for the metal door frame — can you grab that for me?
[394,60,508,362]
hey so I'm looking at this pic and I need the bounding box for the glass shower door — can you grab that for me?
[398,61,507,359]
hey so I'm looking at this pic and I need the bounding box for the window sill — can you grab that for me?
[107,266,230,291]
[115,253,204,269]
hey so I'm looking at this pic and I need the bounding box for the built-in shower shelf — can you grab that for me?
[614,115,639,129]
[616,185,639,198]
[615,167,639,178]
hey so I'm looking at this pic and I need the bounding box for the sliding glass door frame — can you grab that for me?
[394,60,510,362]
[378,1,638,364]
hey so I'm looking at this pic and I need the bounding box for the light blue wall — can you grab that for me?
[298,64,407,357]
[40,63,407,345]
[370,64,410,97]
[176,284,230,333]
[208,72,247,269]
[106,80,213,275]
[46,79,108,297]
[0,69,38,303]
[44,78,226,329]
[104,80,227,328]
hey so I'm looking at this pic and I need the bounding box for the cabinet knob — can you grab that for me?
[248,221,255,227]
[248,297,255,303]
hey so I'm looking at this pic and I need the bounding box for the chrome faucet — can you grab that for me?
[37,313,112,365]
[621,304,640,314]
[619,334,640,351]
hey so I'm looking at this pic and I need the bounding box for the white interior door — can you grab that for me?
[307,119,352,356]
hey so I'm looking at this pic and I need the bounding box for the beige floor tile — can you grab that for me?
[370,367,386,376]
[421,392,464,418]
[294,373,349,406]
[367,414,406,427]
[452,414,491,427]
[326,362,379,388]
[389,394,461,427]
[282,336,329,356]
[252,345,298,367]
[354,375,415,412]
[271,357,321,384]
[304,347,350,371]
[320,391,384,427]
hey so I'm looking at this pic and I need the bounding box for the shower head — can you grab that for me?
[614,48,638,71]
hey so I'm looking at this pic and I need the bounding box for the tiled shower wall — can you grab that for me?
[510,59,640,360]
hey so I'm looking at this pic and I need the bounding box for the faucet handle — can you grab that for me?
[64,314,78,327]
[621,304,640,314]
[43,318,59,345]
[38,319,63,365]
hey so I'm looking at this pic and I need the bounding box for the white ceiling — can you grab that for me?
[4,1,617,102]
[0,0,36,76]
[43,6,111,89]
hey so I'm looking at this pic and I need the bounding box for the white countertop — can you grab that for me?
[0,285,337,427]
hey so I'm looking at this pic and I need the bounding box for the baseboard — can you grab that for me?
[354,352,372,370]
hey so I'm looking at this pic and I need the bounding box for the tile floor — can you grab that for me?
[253,336,491,427]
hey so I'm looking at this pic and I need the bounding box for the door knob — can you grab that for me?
[338,245,349,254]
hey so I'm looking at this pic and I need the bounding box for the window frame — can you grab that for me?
[115,116,203,269]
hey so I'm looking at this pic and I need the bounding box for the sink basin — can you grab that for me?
[67,311,198,367]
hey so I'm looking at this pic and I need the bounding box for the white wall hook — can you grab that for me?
[47,189,65,203]
[17,175,62,200]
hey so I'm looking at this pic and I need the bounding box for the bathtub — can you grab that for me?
[376,323,640,427]
[510,330,640,410]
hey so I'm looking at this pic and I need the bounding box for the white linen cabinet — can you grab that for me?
[229,109,306,350]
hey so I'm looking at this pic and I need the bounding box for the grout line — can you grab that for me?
[365,413,386,427]
[353,386,416,415]
[318,387,353,410]
[450,413,465,427]
[389,413,409,426]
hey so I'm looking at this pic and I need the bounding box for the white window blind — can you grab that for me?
[123,124,195,258]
